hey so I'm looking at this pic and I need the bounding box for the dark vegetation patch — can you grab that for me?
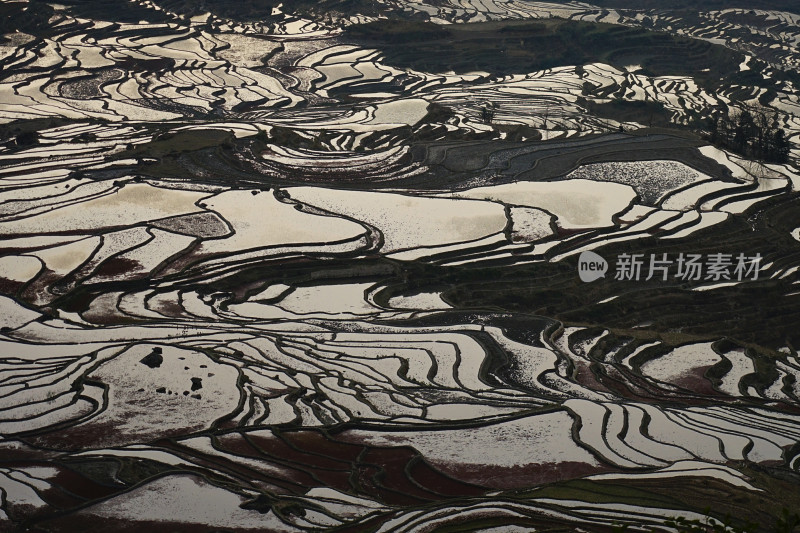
[346,19,743,87]
[0,1,55,36]
[35,0,172,23]
[150,0,425,22]
[120,129,236,159]
[0,118,74,149]
[566,0,799,13]
[703,106,792,164]
[581,99,674,129]
[347,19,450,43]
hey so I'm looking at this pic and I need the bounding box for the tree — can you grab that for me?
[771,128,791,163]
[702,104,793,165]
[732,110,754,152]
[481,104,495,125]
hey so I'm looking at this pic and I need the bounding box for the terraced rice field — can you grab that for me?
[1,0,800,531]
